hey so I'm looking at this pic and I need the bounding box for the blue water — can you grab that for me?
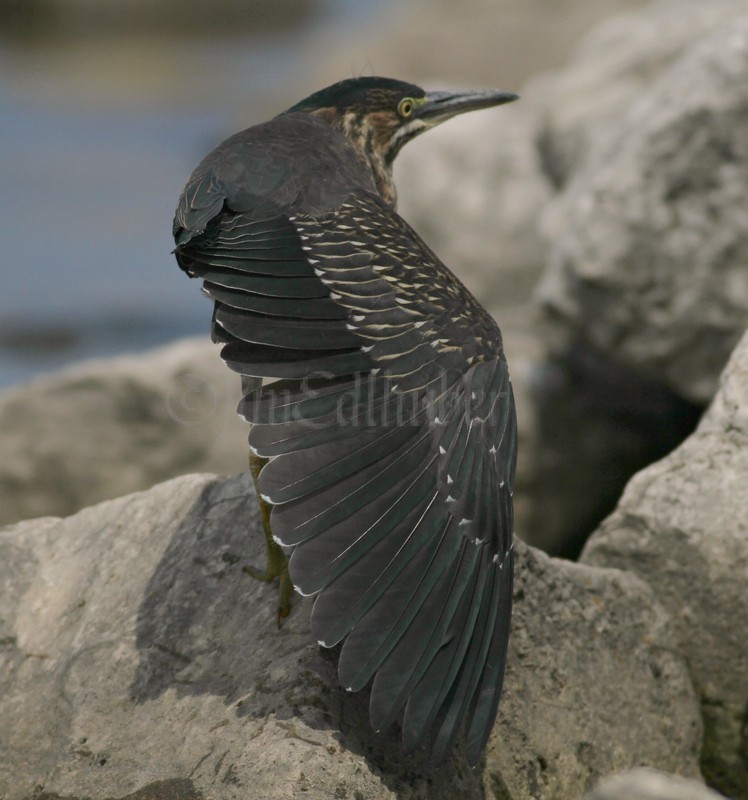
[0,88,218,386]
[0,0,398,388]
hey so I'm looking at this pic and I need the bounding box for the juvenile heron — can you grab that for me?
[173,76,518,765]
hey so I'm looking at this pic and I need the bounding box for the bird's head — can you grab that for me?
[284,76,518,206]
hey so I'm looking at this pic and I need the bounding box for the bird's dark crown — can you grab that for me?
[286,76,426,117]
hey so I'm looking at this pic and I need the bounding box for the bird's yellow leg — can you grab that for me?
[243,452,293,625]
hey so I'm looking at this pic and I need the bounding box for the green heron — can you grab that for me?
[173,77,518,765]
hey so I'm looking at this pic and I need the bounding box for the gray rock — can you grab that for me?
[1,473,701,799]
[487,545,701,798]
[582,331,748,798]
[524,8,748,556]
[530,0,748,187]
[537,12,748,404]
[584,768,728,800]
[0,338,248,526]
[1,474,408,800]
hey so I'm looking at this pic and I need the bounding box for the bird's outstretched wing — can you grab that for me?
[173,131,516,764]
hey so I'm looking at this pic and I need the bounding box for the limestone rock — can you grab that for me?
[583,768,728,800]
[530,0,748,187]
[524,8,748,555]
[1,472,701,799]
[582,331,748,798]
[486,545,701,798]
[0,338,248,526]
[537,12,748,404]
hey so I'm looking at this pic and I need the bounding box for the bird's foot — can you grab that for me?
[246,451,295,626]
[243,539,293,626]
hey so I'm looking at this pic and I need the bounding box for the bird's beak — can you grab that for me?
[413,89,519,125]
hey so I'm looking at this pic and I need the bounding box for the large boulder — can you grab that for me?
[0,338,248,526]
[387,0,741,287]
[582,331,748,798]
[530,0,748,187]
[1,473,701,799]
[487,544,700,798]
[537,12,748,404]
[385,2,748,559]
[525,7,748,555]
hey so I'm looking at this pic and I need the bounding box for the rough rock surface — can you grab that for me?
[537,12,748,404]
[384,0,741,289]
[524,6,748,555]
[584,768,728,800]
[487,545,700,799]
[582,331,748,798]
[386,3,748,561]
[1,473,701,800]
[530,0,748,187]
[0,338,248,526]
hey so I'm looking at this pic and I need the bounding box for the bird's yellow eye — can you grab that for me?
[398,98,415,118]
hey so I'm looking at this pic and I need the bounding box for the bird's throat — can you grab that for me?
[365,149,397,208]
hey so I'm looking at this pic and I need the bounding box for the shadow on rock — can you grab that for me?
[129,473,484,797]
[34,778,204,800]
[130,472,316,711]
[526,341,703,557]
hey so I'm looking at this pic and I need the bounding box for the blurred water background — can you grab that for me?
[0,0,645,388]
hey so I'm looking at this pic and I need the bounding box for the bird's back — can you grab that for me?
[174,112,378,244]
